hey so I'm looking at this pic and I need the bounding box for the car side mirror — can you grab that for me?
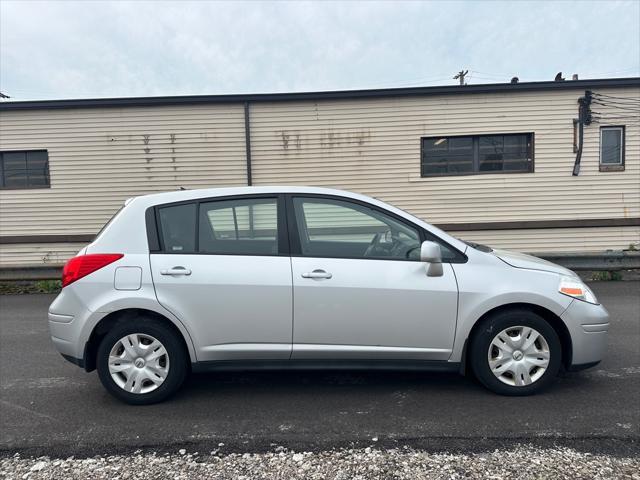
[420,240,443,277]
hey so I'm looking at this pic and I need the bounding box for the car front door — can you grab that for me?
[288,195,459,361]
[149,195,293,362]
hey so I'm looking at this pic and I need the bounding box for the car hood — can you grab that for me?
[492,249,576,277]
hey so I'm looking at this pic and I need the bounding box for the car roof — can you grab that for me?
[132,185,370,206]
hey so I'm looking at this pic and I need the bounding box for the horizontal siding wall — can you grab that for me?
[250,87,639,223]
[450,226,640,253]
[0,242,87,267]
[0,104,247,234]
[0,104,248,265]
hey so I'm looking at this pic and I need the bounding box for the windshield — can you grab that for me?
[460,239,493,253]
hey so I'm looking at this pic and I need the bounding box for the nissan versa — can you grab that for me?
[48,187,609,404]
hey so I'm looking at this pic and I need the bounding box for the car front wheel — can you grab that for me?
[96,318,188,405]
[469,309,562,396]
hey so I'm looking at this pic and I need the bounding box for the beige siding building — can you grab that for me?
[0,77,639,272]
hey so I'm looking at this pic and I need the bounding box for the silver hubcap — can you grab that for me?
[488,326,550,387]
[108,333,170,394]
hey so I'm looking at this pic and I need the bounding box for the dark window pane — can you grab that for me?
[422,134,532,177]
[2,152,27,171]
[159,203,196,253]
[422,136,473,176]
[479,135,531,172]
[447,156,474,173]
[423,156,474,173]
[1,151,50,189]
[479,136,505,170]
[601,129,622,164]
[422,158,449,175]
[199,198,278,255]
[449,137,473,152]
[423,137,449,153]
[3,169,28,188]
[25,173,49,187]
[503,135,528,155]
[26,151,49,171]
[479,136,504,149]
[26,174,48,186]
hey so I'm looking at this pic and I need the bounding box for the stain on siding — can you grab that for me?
[319,129,371,148]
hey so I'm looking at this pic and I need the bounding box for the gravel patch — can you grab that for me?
[1,445,639,479]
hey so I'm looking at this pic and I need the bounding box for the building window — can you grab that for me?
[421,133,534,177]
[0,150,50,189]
[600,127,625,172]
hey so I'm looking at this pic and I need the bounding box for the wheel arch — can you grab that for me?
[83,308,194,372]
[461,302,572,374]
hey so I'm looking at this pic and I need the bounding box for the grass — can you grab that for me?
[0,280,61,295]
[590,271,623,281]
[34,279,62,293]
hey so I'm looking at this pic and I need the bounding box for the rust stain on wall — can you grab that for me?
[280,131,290,150]
[170,133,177,171]
[320,129,371,148]
[142,134,152,170]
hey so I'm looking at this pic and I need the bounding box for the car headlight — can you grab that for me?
[558,276,599,304]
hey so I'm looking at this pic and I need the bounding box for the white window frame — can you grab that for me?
[599,126,625,172]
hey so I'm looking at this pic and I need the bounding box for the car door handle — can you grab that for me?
[160,267,192,276]
[301,269,332,279]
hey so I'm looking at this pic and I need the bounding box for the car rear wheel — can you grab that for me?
[97,318,188,405]
[469,309,562,396]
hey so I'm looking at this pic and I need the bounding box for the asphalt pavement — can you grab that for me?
[1,282,639,458]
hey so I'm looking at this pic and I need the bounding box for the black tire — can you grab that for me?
[469,309,562,396]
[96,317,188,405]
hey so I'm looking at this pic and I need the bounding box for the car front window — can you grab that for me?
[292,197,421,260]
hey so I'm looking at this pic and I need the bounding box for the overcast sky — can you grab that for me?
[1,0,639,100]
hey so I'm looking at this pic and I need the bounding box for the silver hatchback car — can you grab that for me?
[49,187,608,404]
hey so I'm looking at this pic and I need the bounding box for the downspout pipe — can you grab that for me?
[244,101,253,186]
[573,90,592,176]
[573,111,584,176]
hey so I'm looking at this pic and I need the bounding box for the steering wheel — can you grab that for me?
[363,232,383,257]
[404,244,421,259]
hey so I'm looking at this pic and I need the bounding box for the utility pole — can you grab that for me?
[453,70,468,85]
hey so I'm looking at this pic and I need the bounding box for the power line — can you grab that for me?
[582,67,640,77]
[593,117,640,123]
[593,99,640,107]
[594,106,640,113]
[592,93,640,103]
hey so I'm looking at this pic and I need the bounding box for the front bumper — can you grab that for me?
[561,298,609,368]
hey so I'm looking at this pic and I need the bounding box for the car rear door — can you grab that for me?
[149,195,293,362]
[287,195,459,361]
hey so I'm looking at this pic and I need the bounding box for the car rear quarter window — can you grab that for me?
[158,203,197,253]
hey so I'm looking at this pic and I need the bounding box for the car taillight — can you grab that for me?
[62,253,124,288]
